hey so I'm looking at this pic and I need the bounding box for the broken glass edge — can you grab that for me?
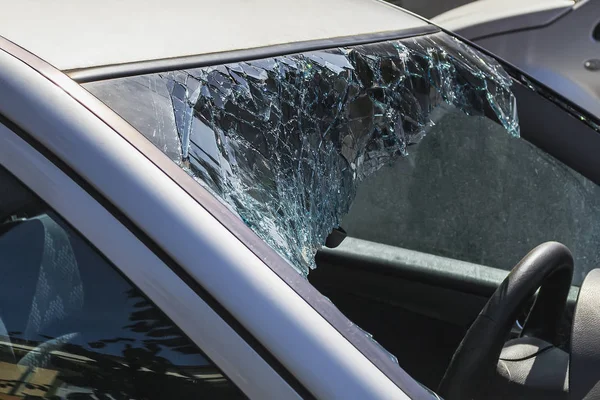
[85,32,520,279]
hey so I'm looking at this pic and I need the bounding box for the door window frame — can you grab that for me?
[0,33,435,399]
[0,121,301,399]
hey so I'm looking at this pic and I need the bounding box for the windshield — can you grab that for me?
[85,31,518,276]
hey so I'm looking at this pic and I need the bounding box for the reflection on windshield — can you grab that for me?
[86,32,519,276]
[0,213,243,399]
[1,283,232,399]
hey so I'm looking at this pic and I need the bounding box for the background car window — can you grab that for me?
[0,166,245,399]
[343,110,600,286]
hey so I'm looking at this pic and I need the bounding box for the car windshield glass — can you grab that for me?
[85,31,519,277]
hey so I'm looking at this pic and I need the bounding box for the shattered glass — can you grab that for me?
[86,32,519,276]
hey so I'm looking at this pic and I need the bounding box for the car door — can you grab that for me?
[75,24,600,396]
[0,40,424,399]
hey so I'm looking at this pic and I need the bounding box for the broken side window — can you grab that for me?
[85,32,519,277]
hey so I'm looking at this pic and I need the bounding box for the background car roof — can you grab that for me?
[0,0,429,71]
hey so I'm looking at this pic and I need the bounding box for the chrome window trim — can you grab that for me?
[0,33,433,399]
[0,43,420,398]
[0,122,299,399]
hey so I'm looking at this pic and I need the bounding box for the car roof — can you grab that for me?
[0,0,429,72]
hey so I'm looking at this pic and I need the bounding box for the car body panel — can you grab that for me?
[0,0,429,71]
[66,26,440,83]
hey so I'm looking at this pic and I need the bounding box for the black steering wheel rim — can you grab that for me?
[438,242,573,400]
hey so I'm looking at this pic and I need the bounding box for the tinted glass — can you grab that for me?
[343,111,600,285]
[0,166,245,399]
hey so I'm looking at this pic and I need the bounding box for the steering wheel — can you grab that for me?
[438,242,574,400]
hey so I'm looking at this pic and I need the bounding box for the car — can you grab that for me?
[0,0,599,399]
[432,0,600,119]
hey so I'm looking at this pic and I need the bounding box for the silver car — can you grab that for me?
[0,1,599,399]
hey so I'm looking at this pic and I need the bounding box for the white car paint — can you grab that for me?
[0,0,427,70]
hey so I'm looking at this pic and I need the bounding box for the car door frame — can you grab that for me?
[0,36,425,399]
[0,89,302,400]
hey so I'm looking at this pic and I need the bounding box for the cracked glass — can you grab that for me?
[85,32,519,276]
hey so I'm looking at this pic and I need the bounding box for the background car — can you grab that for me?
[385,0,474,18]
[433,0,600,119]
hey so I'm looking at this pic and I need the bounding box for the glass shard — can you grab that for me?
[86,32,520,276]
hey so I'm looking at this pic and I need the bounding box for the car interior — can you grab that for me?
[309,78,600,399]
